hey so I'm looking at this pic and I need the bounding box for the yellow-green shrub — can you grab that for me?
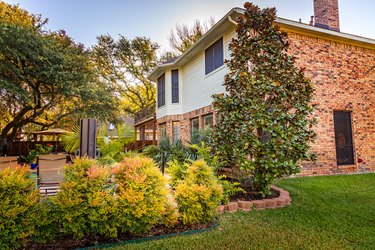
[113,157,177,234]
[0,167,40,249]
[53,157,117,239]
[166,160,188,188]
[31,198,59,244]
[175,160,223,225]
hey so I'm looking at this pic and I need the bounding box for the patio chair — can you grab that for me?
[37,154,68,184]
[0,156,19,171]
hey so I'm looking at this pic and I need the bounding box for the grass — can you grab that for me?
[108,173,375,250]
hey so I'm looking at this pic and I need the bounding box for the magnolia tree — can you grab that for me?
[211,3,316,196]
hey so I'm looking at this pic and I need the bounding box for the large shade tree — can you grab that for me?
[0,2,118,151]
[211,3,316,196]
[92,35,159,114]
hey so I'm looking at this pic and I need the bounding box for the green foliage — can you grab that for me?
[0,167,40,249]
[166,160,189,188]
[113,157,177,233]
[61,123,135,164]
[31,198,59,244]
[92,35,159,114]
[0,2,118,152]
[217,176,245,205]
[20,143,54,164]
[60,125,80,153]
[97,124,135,164]
[34,144,54,155]
[190,128,212,145]
[0,1,46,29]
[187,141,221,173]
[53,157,117,239]
[20,149,38,164]
[143,137,189,173]
[175,160,223,225]
[211,3,316,196]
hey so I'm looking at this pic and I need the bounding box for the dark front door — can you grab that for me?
[333,111,354,165]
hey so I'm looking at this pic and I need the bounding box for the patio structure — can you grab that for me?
[134,103,157,148]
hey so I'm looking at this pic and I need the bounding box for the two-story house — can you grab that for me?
[148,0,375,176]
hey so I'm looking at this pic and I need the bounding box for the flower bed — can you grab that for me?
[218,185,291,213]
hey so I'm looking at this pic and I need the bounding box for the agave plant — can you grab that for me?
[143,137,192,174]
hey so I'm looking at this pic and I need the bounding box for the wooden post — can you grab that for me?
[79,119,97,158]
[141,125,146,146]
[153,121,157,145]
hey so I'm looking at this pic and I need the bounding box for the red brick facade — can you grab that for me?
[156,31,375,176]
[288,32,375,175]
[157,105,215,143]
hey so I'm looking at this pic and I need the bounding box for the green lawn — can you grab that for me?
[108,173,375,250]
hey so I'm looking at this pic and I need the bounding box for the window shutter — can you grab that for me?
[171,69,179,103]
[157,74,165,107]
[213,37,224,69]
[205,46,214,74]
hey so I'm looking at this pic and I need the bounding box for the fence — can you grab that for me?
[124,140,155,151]
[6,141,64,156]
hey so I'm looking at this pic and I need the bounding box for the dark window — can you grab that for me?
[190,117,199,140]
[159,123,167,139]
[171,69,179,103]
[157,74,165,108]
[202,114,213,130]
[172,121,181,142]
[205,37,224,75]
[334,111,354,165]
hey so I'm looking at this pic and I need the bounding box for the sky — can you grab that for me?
[3,0,375,51]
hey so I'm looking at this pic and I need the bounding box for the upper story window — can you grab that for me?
[157,73,165,108]
[171,69,179,103]
[205,37,224,75]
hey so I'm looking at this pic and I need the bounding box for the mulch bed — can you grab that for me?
[230,185,280,202]
[25,221,216,250]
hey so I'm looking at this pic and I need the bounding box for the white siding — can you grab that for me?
[156,27,236,118]
[156,70,183,119]
[181,28,235,114]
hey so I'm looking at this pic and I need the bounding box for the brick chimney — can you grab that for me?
[313,0,340,31]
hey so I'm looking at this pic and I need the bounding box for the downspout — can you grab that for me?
[228,15,238,26]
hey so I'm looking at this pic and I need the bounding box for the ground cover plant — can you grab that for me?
[107,173,375,250]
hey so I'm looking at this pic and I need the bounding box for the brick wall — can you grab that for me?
[156,32,375,176]
[157,105,215,143]
[288,32,375,175]
[314,0,340,31]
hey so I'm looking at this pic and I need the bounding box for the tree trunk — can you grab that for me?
[0,134,13,156]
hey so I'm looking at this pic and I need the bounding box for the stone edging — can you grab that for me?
[217,185,291,213]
